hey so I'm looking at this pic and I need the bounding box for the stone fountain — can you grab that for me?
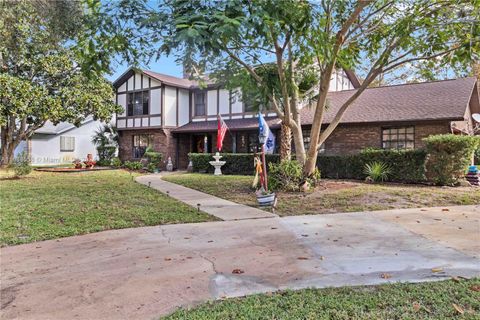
[209,152,226,175]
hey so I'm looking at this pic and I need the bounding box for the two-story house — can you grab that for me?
[113,67,479,169]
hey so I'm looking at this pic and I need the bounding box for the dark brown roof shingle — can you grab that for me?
[301,77,476,125]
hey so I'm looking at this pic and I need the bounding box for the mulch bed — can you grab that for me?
[35,167,116,173]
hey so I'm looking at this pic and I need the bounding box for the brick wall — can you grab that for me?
[118,129,178,169]
[322,121,451,155]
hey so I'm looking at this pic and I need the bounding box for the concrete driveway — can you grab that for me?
[1,205,479,320]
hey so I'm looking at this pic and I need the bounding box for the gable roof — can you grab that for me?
[301,77,477,125]
[173,77,477,132]
[35,117,95,135]
[113,67,215,89]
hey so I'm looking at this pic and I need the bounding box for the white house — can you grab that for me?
[12,117,105,166]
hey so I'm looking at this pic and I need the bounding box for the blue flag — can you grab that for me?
[258,112,269,145]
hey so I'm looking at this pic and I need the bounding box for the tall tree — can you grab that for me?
[0,0,124,166]
[112,0,479,176]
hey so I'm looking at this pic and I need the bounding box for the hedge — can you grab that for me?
[316,149,427,183]
[189,149,426,183]
[189,153,280,175]
[424,134,480,186]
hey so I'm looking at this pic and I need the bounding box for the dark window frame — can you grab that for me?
[132,134,153,158]
[127,90,150,116]
[381,126,415,150]
[194,90,207,117]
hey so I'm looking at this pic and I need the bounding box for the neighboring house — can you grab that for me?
[112,67,480,169]
[12,117,103,166]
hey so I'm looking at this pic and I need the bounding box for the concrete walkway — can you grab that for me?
[136,174,277,220]
[1,205,479,320]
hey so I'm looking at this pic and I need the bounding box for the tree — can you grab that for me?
[91,123,119,162]
[0,0,124,167]
[110,0,479,177]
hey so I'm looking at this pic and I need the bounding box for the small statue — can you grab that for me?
[166,156,173,171]
[187,159,193,172]
[84,153,96,169]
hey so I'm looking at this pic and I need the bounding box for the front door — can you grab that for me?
[192,134,212,153]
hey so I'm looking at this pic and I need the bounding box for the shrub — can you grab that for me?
[317,149,427,183]
[96,159,111,167]
[189,153,281,175]
[111,157,122,167]
[10,152,32,177]
[124,160,143,171]
[424,134,480,186]
[96,146,116,162]
[268,160,303,191]
[144,146,163,169]
[364,161,391,182]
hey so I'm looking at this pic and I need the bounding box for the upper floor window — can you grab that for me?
[194,91,206,116]
[60,136,75,152]
[127,91,149,116]
[382,126,414,150]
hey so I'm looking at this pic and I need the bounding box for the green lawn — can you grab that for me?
[0,170,216,246]
[163,173,480,216]
[166,278,480,319]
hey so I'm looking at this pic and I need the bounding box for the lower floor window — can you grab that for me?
[235,132,260,153]
[382,126,414,150]
[133,134,153,158]
[60,136,75,152]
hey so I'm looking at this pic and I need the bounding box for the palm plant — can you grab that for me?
[364,161,391,183]
[91,123,118,162]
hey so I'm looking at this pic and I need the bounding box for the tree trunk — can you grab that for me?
[279,123,291,161]
[0,126,19,167]
[291,124,305,165]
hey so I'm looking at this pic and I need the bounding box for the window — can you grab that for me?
[132,134,153,158]
[303,129,311,150]
[60,136,75,152]
[382,126,415,150]
[127,91,149,116]
[302,129,325,153]
[194,91,206,116]
[235,132,259,153]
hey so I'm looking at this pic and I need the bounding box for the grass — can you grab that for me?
[166,278,480,319]
[0,170,216,246]
[163,173,480,216]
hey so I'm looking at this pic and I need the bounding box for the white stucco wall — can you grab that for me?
[29,120,102,165]
[164,86,177,126]
[178,89,190,126]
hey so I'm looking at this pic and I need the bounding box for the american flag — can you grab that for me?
[216,115,229,151]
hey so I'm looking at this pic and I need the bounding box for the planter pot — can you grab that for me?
[256,192,276,206]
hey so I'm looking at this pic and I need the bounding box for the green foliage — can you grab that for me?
[317,149,427,183]
[475,146,480,165]
[111,157,122,168]
[423,134,480,186]
[364,161,391,183]
[268,160,320,192]
[92,124,118,162]
[9,152,32,177]
[144,146,163,169]
[124,161,143,171]
[95,159,112,167]
[189,153,281,175]
[0,1,122,166]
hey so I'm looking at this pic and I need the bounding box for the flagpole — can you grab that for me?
[262,143,268,191]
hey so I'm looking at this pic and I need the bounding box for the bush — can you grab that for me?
[189,153,281,175]
[424,134,480,186]
[10,152,32,177]
[124,160,143,171]
[111,157,122,167]
[364,161,391,182]
[269,160,320,192]
[317,149,427,183]
[144,146,163,169]
[96,146,117,162]
[96,159,111,167]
